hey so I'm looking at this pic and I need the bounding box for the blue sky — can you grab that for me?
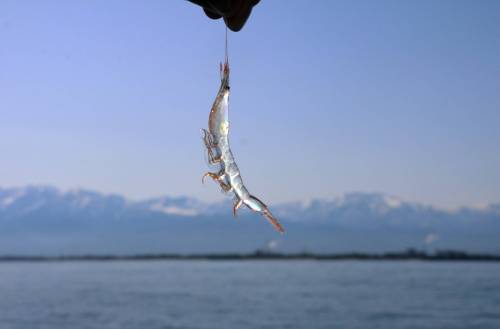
[1,0,499,208]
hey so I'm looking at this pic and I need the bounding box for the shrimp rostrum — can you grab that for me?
[201,60,285,234]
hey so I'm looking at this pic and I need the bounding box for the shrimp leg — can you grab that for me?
[202,171,232,192]
[233,198,243,217]
[207,151,222,165]
[202,129,222,165]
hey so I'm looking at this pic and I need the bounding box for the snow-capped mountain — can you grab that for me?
[0,186,499,255]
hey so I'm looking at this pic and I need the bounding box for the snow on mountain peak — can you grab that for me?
[0,188,26,208]
[384,195,402,208]
[150,203,199,217]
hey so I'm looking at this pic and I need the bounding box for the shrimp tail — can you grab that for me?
[262,208,285,234]
[244,195,285,234]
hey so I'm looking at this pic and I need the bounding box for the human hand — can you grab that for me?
[188,0,260,32]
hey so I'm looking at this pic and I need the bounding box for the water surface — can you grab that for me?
[0,260,499,329]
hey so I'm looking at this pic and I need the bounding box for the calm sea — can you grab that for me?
[0,260,499,329]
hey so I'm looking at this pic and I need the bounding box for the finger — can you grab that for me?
[203,8,222,20]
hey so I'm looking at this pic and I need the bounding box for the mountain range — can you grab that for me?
[1,186,499,255]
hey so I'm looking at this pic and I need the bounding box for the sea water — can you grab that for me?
[0,260,499,329]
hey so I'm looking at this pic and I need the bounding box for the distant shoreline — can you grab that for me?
[1,249,499,262]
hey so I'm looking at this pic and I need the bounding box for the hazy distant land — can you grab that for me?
[1,249,499,262]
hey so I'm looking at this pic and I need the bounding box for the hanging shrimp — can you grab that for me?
[201,58,285,234]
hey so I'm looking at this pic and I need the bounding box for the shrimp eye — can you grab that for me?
[226,86,230,91]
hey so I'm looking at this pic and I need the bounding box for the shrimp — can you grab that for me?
[201,60,285,234]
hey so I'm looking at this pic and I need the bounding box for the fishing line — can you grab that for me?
[225,25,228,64]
